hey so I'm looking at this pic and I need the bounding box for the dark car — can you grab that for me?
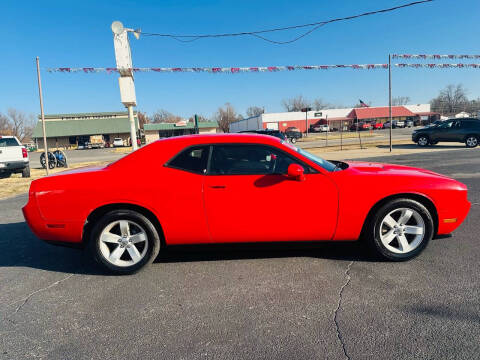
[284,127,302,143]
[412,118,480,148]
[240,130,287,142]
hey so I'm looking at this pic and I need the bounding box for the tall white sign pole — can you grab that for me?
[36,57,49,175]
[111,21,139,151]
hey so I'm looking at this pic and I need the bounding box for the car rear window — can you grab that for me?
[0,138,20,147]
[167,146,210,174]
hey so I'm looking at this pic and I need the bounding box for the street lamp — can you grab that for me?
[301,107,312,137]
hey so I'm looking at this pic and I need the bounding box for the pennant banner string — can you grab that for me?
[393,54,480,59]
[46,63,480,74]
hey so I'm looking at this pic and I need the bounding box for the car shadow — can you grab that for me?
[0,221,380,275]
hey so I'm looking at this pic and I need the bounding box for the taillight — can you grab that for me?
[22,147,28,158]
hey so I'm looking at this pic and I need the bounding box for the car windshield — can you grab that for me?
[283,142,337,171]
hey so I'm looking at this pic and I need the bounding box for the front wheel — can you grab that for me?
[465,135,478,148]
[89,210,161,274]
[417,136,429,147]
[365,199,434,261]
[290,137,297,144]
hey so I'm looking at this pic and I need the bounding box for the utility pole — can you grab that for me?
[302,107,312,137]
[111,21,141,151]
[36,57,49,175]
[389,54,392,152]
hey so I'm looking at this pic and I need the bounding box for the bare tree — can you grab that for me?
[312,98,330,111]
[151,109,183,123]
[392,96,411,106]
[188,114,209,123]
[215,103,241,133]
[431,84,469,115]
[0,113,12,135]
[137,111,149,128]
[246,106,264,117]
[0,109,34,141]
[282,95,310,112]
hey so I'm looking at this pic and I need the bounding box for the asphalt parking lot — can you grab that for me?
[1,148,479,360]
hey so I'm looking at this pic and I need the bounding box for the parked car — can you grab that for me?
[239,130,287,142]
[371,122,384,130]
[311,124,330,132]
[350,122,372,131]
[405,120,414,128]
[412,118,480,147]
[23,134,470,274]
[395,120,406,128]
[113,138,124,147]
[0,136,30,178]
[284,127,302,143]
[383,121,396,129]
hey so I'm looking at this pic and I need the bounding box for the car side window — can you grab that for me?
[167,146,210,174]
[209,145,308,175]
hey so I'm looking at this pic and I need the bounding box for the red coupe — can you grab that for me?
[23,134,470,274]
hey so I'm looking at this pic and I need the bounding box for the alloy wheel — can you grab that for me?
[379,208,425,254]
[99,220,148,267]
[466,136,478,147]
[417,137,428,146]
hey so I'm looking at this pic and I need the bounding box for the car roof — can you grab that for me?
[156,133,283,146]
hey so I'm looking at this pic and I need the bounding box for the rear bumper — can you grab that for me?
[22,194,84,245]
[0,160,28,172]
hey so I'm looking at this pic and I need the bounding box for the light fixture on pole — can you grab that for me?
[111,21,141,151]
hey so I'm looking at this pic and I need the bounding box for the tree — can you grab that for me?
[214,103,241,133]
[246,106,264,117]
[151,109,183,123]
[187,114,209,123]
[430,84,469,115]
[0,113,12,135]
[392,96,411,106]
[137,111,149,128]
[282,95,310,112]
[312,98,330,111]
[0,109,34,141]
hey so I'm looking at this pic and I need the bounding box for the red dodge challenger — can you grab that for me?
[23,134,470,274]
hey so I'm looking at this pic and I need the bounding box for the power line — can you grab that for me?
[142,0,434,44]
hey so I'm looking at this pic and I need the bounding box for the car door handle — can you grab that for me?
[210,185,226,189]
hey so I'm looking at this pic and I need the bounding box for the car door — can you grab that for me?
[433,120,455,142]
[203,144,338,243]
[160,145,211,244]
[442,120,463,142]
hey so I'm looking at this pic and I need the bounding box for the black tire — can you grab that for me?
[465,135,478,148]
[22,165,30,178]
[89,210,161,275]
[0,172,12,179]
[364,198,434,261]
[290,137,297,144]
[417,136,429,147]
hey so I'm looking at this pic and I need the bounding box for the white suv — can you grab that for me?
[0,136,30,178]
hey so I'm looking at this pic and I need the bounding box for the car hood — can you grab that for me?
[344,161,451,179]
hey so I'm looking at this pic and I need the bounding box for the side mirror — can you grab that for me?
[287,163,305,181]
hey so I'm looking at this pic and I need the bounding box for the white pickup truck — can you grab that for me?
[0,136,30,178]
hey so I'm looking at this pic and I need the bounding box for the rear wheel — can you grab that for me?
[417,136,429,147]
[465,135,478,148]
[365,199,434,261]
[290,137,297,144]
[22,166,30,178]
[0,172,12,179]
[89,210,161,274]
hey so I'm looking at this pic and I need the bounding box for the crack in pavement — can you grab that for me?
[333,261,353,360]
[8,274,75,314]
